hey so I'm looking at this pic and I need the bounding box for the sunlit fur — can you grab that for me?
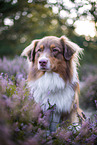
[21,35,83,124]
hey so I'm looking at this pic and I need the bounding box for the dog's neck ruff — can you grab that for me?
[28,69,78,113]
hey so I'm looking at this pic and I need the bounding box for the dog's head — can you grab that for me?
[21,36,82,81]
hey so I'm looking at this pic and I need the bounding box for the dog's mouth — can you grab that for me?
[39,66,51,71]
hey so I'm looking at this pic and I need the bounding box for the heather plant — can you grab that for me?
[80,75,97,110]
[79,64,97,81]
[0,57,97,145]
[0,56,28,79]
[0,73,50,144]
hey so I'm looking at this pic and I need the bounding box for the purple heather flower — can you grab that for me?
[15,127,20,132]
[95,100,97,108]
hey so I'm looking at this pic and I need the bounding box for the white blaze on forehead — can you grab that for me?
[38,53,48,61]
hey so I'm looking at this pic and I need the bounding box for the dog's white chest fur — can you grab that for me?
[29,72,77,113]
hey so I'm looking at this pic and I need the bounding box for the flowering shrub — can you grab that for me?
[0,57,97,145]
[79,64,97,81]
[80,75,97,110]
[0,56,28,79]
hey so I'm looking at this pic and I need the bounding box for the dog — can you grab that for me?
[21,35,83,132]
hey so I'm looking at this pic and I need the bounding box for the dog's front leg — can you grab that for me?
[49,111,61,133]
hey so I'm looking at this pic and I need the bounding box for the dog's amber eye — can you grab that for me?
[52,47,60,53]
[37,48,42,52]
[53,48,58,52]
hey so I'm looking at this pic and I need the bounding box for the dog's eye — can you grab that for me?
[52,48,60,53]
[37,48,42,52]
[53,48,58,52]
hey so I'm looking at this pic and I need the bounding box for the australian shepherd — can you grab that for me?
[21,35,83,131]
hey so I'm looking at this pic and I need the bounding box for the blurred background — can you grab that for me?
[0,0,97,62]
[0,0,97,112]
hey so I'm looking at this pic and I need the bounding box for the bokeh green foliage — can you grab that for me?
[0,0,97,64]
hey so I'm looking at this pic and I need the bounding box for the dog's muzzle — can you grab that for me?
[38,55,50,71]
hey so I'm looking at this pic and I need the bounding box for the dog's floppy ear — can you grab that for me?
[60,36,76,60]
[21,39,39,62]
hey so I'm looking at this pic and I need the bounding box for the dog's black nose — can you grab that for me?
[39,59,48,67]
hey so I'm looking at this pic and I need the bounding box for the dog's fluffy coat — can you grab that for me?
[21,35,83,131]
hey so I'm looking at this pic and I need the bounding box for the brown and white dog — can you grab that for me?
[21,35,83,131]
